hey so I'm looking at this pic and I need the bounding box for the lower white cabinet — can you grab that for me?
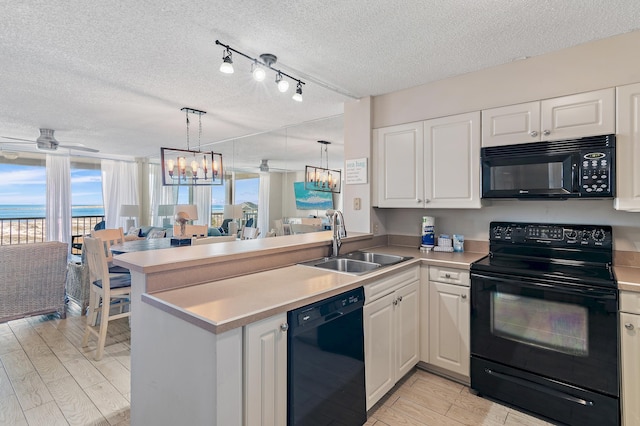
[364,269,420,410]
[620,291,640,426]
[427,266,470,378]
[244,313,288,426]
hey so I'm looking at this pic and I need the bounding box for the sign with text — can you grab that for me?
[345,158,368,184]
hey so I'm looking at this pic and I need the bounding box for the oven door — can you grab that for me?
[471,271,618,396]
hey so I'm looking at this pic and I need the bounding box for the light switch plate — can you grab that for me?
[353,197,361,210]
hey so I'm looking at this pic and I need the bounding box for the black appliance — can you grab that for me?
[481,134,615,199]
[287,287,366,426]
[470,222,619,426]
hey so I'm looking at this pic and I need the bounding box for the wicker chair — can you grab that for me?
[0,242,68,323]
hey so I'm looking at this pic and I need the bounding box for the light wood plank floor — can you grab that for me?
[1,307,553,426]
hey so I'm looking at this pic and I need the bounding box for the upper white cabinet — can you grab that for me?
[615,82,640,211]
[374,112,481,209]
[482,88,615,147]
[424,112,481,208]
[374,122,424,208]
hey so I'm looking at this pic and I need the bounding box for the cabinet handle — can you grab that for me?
[445,273,451,278]
[529,130,538,137]
[393,298,399,306]
[625,323,634,330]
[398,295,403,302]
[543,129,551,136]
[280,323,289,332]
[416,199,422,203]
[461,294,467,299]
[425,199,430,204]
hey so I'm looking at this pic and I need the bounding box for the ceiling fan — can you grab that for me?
[1,128,99,153]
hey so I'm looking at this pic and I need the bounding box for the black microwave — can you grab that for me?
[481,134,616,199]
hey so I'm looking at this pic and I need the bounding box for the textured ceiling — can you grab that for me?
[1,0,639,170]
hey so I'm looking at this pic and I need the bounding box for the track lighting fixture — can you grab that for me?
[219,48,234,74]
[292,82,303,102]
[275,72,289,93]
[216,39,305,101]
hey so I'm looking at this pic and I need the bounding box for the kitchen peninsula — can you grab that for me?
[113,232,485,425]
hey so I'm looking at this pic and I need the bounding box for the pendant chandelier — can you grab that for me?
[161,107,223,186]
[305,140,341,193]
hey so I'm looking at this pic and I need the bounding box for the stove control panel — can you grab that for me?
[490,222,612,248]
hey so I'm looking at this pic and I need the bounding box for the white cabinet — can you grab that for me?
[427,266,470,378]
[363,267,420,410]
[374,122,424,208]
[423,112,481,208]
[620,291,640,426]
[615,82,640,211]
[244,313,287,426]
[482,88,615,147]
[374,112,481,209]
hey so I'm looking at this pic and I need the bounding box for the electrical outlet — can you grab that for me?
[353,197,361,210]
[373,222,380,234]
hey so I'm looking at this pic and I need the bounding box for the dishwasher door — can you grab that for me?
[287,287,366,426]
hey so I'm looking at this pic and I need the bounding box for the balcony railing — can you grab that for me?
[0,215,105,248]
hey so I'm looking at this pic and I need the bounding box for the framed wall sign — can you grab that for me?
[345,158,368,184]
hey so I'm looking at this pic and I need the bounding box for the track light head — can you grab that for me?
[276,73,289,93]
[252,62,266,81]
[219,49,234,74]
[292,82,303,102]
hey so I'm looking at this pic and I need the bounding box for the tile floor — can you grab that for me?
[0,306,553,426]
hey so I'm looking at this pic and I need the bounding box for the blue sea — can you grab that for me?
[0,204,105,219]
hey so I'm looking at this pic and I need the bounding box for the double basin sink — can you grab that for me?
[299,251,413,275]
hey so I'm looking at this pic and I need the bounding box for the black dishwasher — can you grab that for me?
[287,287,366,426]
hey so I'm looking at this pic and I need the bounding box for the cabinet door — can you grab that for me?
[395,280,420,379]
[621,312,640,426]
[244,314,287,426]
[540,88,615,141]
[429,281,470,377]
[364,292,395,410]
[481,102,541,147]
[615,82,640,211]
[423,111,481,208]
[375,122,424,208]
[419,267,429,363]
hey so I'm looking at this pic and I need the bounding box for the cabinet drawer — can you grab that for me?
[429,266,469,286]
[621,291,640,315]
[365,266,420,303]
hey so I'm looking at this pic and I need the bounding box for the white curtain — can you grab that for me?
[101,159,139,230]
[149,163,176,226]
[257,173,270,236]
[194,185,212,227]
[45,154,71,245]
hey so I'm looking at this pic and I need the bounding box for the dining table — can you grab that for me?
[110,238,175,254]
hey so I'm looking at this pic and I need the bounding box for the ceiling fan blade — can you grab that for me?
[58,144,99,153]
[1,136,35,143]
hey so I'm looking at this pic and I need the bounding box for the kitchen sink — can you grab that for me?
[298,250,413,275]
[340,251,408,266]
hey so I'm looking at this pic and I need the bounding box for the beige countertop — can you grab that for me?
[615,265,640,292]
[142,246,487,334]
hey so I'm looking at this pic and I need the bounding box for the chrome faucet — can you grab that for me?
[330,210,346,257]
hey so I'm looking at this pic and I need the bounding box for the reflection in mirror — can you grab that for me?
[211,115,343,237]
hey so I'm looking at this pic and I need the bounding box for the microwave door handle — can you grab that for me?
[571,162,579,192]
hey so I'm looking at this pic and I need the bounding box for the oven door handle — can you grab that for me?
[471,272,617,299]
[484,368,594,406]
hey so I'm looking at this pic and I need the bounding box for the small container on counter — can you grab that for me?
[453,234,464,252]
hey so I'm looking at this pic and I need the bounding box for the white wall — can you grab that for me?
[347,30,640,250]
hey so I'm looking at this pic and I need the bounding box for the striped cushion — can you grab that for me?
[93,274,131,289]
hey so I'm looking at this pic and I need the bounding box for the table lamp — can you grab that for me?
[119,204,140,231]
[157,204,174,227]
[173,204,198,237]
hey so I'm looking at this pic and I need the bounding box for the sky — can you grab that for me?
[0,163,259,206]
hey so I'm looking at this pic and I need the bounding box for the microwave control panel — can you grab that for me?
[579,150,612,196]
